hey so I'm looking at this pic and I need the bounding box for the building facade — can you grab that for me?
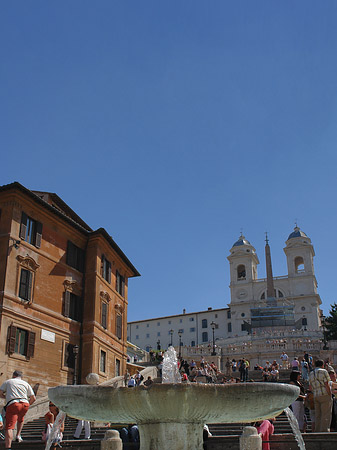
[0,182,139,395]
[128,227,323,351]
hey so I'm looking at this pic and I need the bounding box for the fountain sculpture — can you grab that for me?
[48,347,299,450]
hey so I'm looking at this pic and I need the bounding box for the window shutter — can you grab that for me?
[116,271,119,293]
[20,212,28,240]
[107,262,111,284]
[27,331,36,358]
[121,277,125,297]
[101,255,105,277]
[27,271,33,301]
[35,221,43,248]
[7,325,17,353]
[102,302,107,329]
[64,291,70,317]
[19,270,27,299]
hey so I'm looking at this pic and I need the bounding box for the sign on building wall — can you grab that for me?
[41,329,56,343]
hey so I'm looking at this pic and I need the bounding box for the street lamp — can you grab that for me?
[169,329,174,347]
[157,339,161,351]
[72,344,79,385]
[178,330,183,358]
[210,321,217,356]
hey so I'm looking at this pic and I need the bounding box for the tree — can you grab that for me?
[325,303,337,341]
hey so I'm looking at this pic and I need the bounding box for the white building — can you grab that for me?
[128,226,323,351]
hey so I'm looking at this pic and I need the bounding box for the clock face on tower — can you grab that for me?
[236,289,247,300]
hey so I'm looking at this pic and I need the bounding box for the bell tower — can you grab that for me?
[227,233,259,304]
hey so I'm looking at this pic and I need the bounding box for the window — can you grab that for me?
[180,319,183,323]
[115,359,121,377]
[157,322,160,326]
[241,313,245,317]
[227,310,231,319]
[215,314,218,318]
[147,324,149,328]
[64,292,81,322]
[178,329,184,333]
[241,323,247,331]
[295,257,305,273]
[116,314,122,339]
[19,269,33,302]
[64,343,76,369]
[202,332,208,342]
[202,319,207,328]
[237,264,246,280]
[116,271,125,297]
[190,328,195,332]
[191,341,195,347]
[189,317,194,322]
[136,325,139,329]
[20,212,43,248]
[136,335,139,340]
[228,323,232,333]
[302,318,308,326]
[100,350,106,373]
[7,325,35,358]
[66,241,85,272]
[156,332,160,337]
[101,255,111,283]
[101,302,108,329]
[168,321,171,324]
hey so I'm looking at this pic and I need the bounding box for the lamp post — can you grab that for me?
[178,330,182,358]
[157,339,161,351]
[169,329,174,347]
[72,344,79,385]
[211,321,217,356]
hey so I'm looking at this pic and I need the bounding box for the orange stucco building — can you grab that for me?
[0,182,140,396]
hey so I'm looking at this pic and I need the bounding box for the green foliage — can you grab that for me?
[325,303,337,341]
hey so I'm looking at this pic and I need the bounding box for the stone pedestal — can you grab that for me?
[240,426,262,450]
[139,422,204,450]
[101,430,123,450]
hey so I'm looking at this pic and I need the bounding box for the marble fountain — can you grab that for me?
[48,347,299,450]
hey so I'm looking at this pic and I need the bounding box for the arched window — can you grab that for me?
[237,265,246,280]
[260,289,285,300]
[295,256,304,273]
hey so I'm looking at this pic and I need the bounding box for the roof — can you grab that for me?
[287,226,308,240]
[127,307,229,324]
[233,234,251,247]
[0,182,140,277]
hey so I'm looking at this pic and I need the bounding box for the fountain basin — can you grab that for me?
[49,383,299,450]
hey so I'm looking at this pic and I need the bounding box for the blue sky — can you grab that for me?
[1,1,337,320]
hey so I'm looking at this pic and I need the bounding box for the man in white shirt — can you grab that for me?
[280,352,288,369]
[0,370,35,449]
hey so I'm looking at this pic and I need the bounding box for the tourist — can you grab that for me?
[308,359,332,432]
[301,358,309,382]
[262,367,270,382]
[135,370,144,386]
[128,376,136,388]
[232,359,237,372]
[280,352,289,369]
[256,419,274,450]
[73,419,90,440]
[0,370,36,449]
[120,424,139,443]
[270,367,279,382]
[43,401,64,448]
[143,376,153,387]
[289,371,306,432]
[291,357,300,372]
[124,371,130,387]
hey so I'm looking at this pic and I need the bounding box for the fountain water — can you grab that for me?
[45,410,66,450]
[48,347,300,450]
[284,407,306,450]
[162,346,181,383]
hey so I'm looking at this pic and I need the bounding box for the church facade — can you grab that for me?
[128,227,323,352]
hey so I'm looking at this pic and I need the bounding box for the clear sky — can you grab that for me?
[2,2,337,321]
